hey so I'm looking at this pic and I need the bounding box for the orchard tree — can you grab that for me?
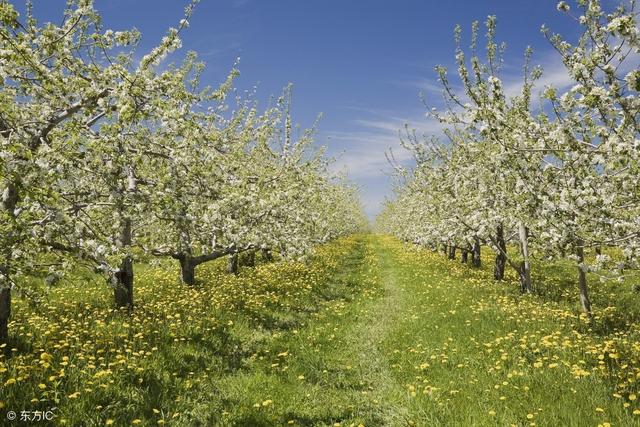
[380,0,640,316]
[537,0,640,314]
[41,4,197,308]
[0,0,147,340]
[385,17,548,292]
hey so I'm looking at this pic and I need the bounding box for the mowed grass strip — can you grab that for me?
[212,234,396,426]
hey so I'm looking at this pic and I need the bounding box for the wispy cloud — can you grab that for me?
[192,32,244,60]
[200,41,243,59]
[325,113,443,180]
[327,131,404,179]
[320,109,445,218]
[503,50,574,98]
[394,78,445,95]
[398,49,576,103]
[327,48,585,218]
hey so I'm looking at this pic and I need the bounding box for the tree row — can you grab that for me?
[378,0,640,316]
[0,1,367,342]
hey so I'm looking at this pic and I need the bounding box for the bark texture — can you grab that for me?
[0,181,19,342]
[114,218,134,308]
[179,255,196,286]
[227,252,239,275]
[518,223,533,293]
[494,224,507,280]
[0,287,10,343]
[471,238,482,268]
[576,239,592,316]
[460,249,469,264]
[447,245,456,260]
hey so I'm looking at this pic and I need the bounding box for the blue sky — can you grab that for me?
[19,0,589,217]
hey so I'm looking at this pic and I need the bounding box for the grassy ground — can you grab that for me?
[1,235,640,426]
[370,237,640,427]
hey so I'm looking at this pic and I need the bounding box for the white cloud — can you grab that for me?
[400,49,576,102]
[321,111,445,218]
[503,51,574,98]
[394,78,446,95]
[325,114,443,180]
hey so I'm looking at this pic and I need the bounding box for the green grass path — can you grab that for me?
[214,235,639,427]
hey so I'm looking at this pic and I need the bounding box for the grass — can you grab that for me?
[372,237,640,426]
[1,234,640,426]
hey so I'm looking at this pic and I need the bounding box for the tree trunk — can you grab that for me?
[518,223,533,293]
[114,257,133,308]
[460,248,469,264]
[576,239,592,316]
[447,245,456,260]
[179,255,196,286]
[471,237,481,268]
[227,252,239,275]
[114,218,133,308]
[173,248,236,285]
[1,181,19,343]
[0,287,10,343]
[494,224,507,280]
